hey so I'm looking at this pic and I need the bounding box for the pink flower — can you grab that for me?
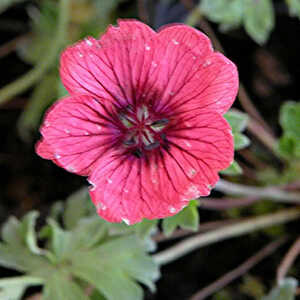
[36,20,238,225]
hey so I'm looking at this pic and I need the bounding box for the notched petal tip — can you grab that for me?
[35,140,54,160]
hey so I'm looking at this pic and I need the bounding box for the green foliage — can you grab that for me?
[200,0,275,44]
[0,276,43,300]
[18,1,61,64]
[262,278,298,300]
[0,196,159,299]
[200,0,243,31]
[225,109,250,151]
[220,160,243,175]
[221,109,250,175]
[277,101,300,159]
[162,200,199,236]
[240,275,266,299]
[244,0,275,45]
[286,0,300,19]
[18,72,59,141]
[0,0,26,14]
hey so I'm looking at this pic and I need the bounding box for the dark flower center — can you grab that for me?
[119,105,169,157]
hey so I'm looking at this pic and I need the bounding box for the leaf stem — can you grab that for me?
[215,179,300,204]
[190,238,286,300]
[153,207,300,265]
[0,0,70,105]
[277,236,300,284]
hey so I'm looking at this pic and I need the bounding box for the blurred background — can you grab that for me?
[1,0,300,299]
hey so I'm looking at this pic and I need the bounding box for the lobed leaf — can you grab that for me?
[262,278,298,300]
[69,235,159,300]
[243,0,275,45]
[0,276,43,300]
[220,160,243,176]
[162,200,199,236]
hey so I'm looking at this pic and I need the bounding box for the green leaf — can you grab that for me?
[63,187,93,230]
[234,133,250,150]
[162,200,199,236]
[43,271,88,300]
[0,0,26,14]
[17,1,60,64]
[279,101,300,139]
[244,0,275,45]
[224,109,249,133]
[1,216,22,246]
[20,211,44,255]
[131,219,158,239]
[200,0,243,29]
[0,212,53,273]
[262,277,297,300]
[220,160,243,176]
[277,135,297,158]
[40,219,71,261]
[18,73,58,141]
[0,276,43,300]
[286,0,300,19]
[0,242,51,274]
[42,216,107,262]
[2,212,45,255]
[70,235,159,300]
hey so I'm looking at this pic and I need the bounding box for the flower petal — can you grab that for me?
[88,112,233,225]
[60,20,157,107]
[88,151,191,225]
[36,95,120,176]
[149,25,238,115]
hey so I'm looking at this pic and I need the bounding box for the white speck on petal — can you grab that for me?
[78,52,83,58]
[96,125,102,131]
[151,178,157,184]
[54,154,61,159]
[88,179,96,191]
[145,44,151,51]
[188,185,201,198]
[172,39,179,45]
[169,206,176,213]
[107,178,113,184]
[151,61,157,67]
[203,59,211,67]
[124,189,129,193]
[188,168,197,178]
[192,56,196,60]
[169,91,175,96]
[84,131,89,136]
[227,129,234,136]
[122,218,130,225]
[96,202,106,211]
[184,141,192,148]
[67,166,75,172]
[45,121,50,127]
[64,129,70,134]
[85,39,93,46]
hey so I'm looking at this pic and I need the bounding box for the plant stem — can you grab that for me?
[153,207,300,265]
[190,238,286,300]
[277,236,300,283]
[0,0,70,105]
[215,179,300,204]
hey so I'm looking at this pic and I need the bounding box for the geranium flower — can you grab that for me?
[36,20,238,225]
